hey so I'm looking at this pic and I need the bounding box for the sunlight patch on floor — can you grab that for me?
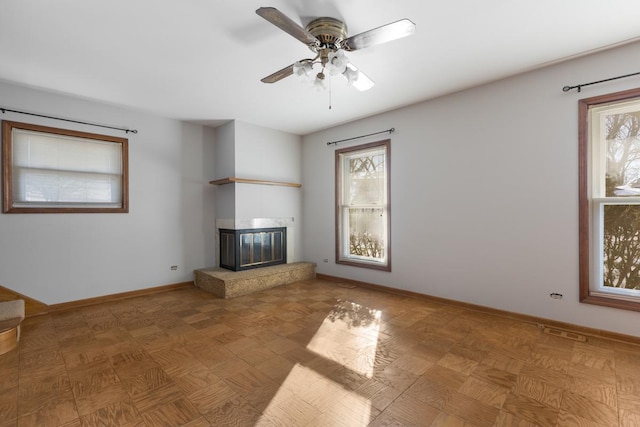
[306,299,382,378]
[256,300,383,424]
[257,363,373,425]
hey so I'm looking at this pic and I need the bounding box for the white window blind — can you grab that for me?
[12,129,123,208]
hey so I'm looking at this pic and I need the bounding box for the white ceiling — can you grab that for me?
[1,1,640,135]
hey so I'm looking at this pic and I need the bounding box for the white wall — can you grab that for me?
[0,81,216,304]
[234,121,301,182]
[213,122,235,222]
[234,120,302,224]
[302,41,640,338]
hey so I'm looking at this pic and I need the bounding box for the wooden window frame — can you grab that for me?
[335,139,391,271]
[579,87,640,311]
[2,120,129,213]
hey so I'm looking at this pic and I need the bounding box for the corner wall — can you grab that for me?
[302,41,640,338]
[210,120,303,265]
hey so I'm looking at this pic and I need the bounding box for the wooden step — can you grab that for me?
[0,326,18,355]
[0,286,48,317]
[0,299,25,355]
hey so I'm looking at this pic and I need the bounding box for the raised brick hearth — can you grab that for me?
[193,262,316,298]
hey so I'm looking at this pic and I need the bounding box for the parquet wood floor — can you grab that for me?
[1,278,639,426]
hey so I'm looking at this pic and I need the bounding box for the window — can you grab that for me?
[2,121,128,213]
[579,88,640,311]
[335,139,390,271]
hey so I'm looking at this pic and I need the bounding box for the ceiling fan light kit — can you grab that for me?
[256,7,415,92]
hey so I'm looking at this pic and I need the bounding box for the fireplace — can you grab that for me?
[219,227,287,271]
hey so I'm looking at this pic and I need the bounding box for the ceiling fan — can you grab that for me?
[256,7,416,91]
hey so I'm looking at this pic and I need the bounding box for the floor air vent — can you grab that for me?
[543,327,587,342]
[336,283,357,289]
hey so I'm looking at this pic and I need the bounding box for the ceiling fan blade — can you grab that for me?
[256,7,318,47]
[343,19,415,51]
[342,63,374,91]
[261,64,295,84]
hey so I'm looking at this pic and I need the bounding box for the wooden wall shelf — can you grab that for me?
[209,177,301,188]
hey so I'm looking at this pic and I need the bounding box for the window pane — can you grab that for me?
[14,168,122,205]
[603,204,640,291]
[604,112,640,196]
[348,207,386,259]
[347,151,386,205]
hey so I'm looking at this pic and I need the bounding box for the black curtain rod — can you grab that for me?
[562,71,640,93]
[327,128,395,146]
[0,107,138,134]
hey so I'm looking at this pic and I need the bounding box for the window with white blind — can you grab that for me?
[2,121,128,213]
[335,139,391,271]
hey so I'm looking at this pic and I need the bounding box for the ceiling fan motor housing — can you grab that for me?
[306,17,348,51]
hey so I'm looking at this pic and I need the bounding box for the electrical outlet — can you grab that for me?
[170,265,178,271]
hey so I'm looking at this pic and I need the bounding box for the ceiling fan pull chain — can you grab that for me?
[329,75,332,109]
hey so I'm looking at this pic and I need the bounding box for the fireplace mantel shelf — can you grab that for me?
[209,177,301,188]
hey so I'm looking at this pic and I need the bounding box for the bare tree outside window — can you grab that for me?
[348,154,386,259]
[603,112,640,291]
[605,111,640,196]
[603,205,640,289]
